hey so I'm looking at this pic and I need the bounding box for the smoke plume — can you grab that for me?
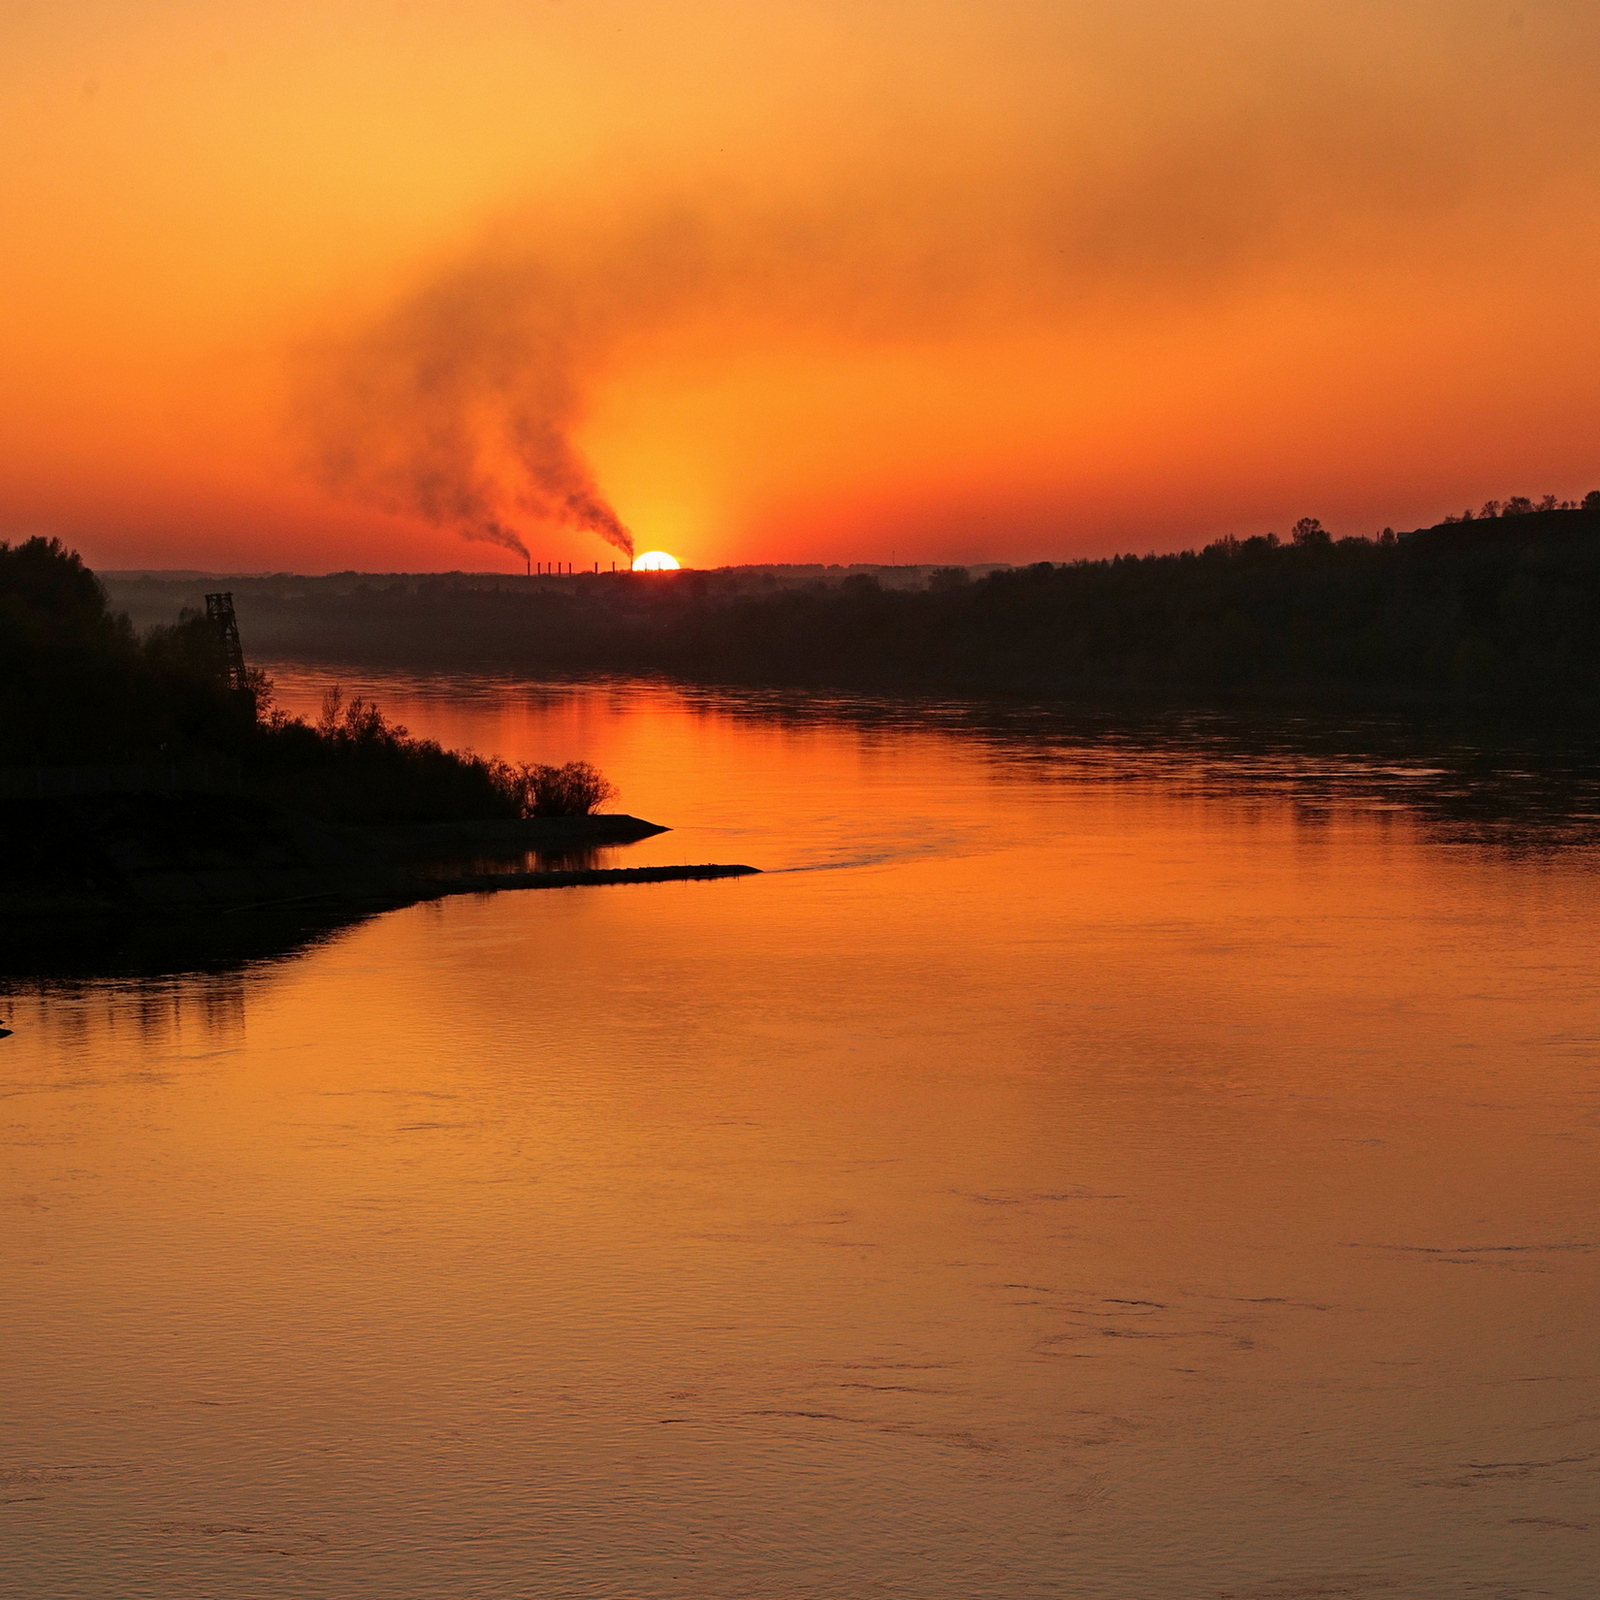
[304,255,634,561]
[294,0,1600,566]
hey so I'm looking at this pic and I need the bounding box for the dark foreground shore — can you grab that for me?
[0,795,758,927]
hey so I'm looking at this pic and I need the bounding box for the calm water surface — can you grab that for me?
[5,671,1599,1598]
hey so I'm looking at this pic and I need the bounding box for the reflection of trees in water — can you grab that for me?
[5,693,1595,995]
[1,970,255,1051]
[669,684,1600,854]
[409,845,610,878]
[530,846,605,873]
[0,903,380,996]
[0,843,621,991]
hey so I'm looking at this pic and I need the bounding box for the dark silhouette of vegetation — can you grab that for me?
[511,760,619,817]
[1442,491,1600,522]
[256,687,619,822]
[0,537,619,823]
[1,537,259,763]
[249,686,524,823]
[103,496,1600,703]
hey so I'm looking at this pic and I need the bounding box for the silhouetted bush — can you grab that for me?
[239,686,522,824]
[506,760,619,817]
[240,689,616,823]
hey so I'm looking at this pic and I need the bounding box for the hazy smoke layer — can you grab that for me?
[297,0,1600,562]
[306,256,635,560]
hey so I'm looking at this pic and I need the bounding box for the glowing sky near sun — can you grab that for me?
[4,2,1600,573]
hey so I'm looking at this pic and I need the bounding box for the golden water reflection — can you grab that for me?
[3,676,1598,1597]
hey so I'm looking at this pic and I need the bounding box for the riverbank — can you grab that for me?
[100,506,1600,705]
[0,794,756,926]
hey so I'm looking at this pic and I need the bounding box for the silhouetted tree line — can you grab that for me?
[131,500,1600,701]
[0,537,616,822]
[1443,491,1600,522]
[0,537,259,763]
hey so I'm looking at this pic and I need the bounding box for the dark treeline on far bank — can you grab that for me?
[0,537,613,823]
[107,499,1600,702]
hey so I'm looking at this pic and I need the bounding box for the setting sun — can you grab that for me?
[631,551,680,571]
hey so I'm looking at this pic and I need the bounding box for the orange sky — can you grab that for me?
[4,1,1600,573]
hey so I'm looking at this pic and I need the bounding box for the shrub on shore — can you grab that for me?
[505,759,618,817]
[254,687,620,824]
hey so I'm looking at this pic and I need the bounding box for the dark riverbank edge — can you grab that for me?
[0,800,759,931]
[102,506,1600,707]
[368,812,667,857]
[255,656,1600,713]
[419,863,758,894]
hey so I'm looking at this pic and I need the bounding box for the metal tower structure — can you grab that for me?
[204,592,248,693]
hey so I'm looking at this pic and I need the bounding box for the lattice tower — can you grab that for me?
[204,592,248,693]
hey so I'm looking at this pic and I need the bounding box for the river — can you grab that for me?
[4,669,1598,1598]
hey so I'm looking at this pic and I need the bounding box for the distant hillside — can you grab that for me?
[101,563,1006,634]
[102,508,1600,702]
